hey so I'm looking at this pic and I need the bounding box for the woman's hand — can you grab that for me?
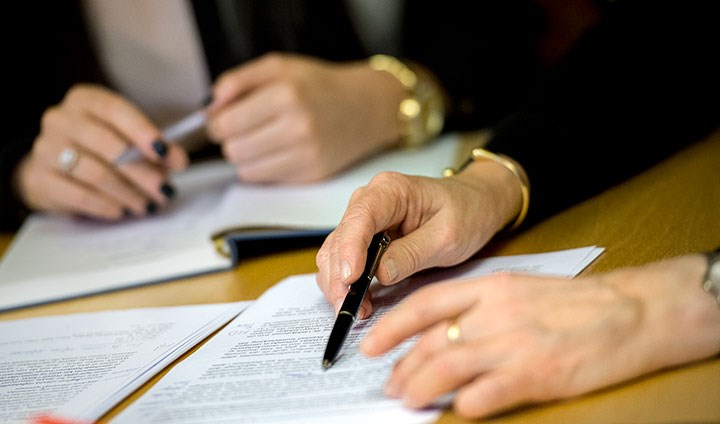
[316,159,523,319]
[15,84,188,220]
[206,53,405,183]
[360,254,720,419]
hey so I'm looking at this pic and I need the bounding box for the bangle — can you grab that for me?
[367,54,445,148]
[443,147,530,231]
[703,247,720,307]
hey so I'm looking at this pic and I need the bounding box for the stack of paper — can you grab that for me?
[0,302,250,424]
[110,246,603,424]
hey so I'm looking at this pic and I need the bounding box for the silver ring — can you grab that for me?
[58,147,79,175]
[447,321,463,345]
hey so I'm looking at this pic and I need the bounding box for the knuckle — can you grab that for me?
[84,162,113,186]
[290,111,316,140]
[276,82,302,108]
[221,142,239,163]
[368,171,403,186]
[429,355,458,381]
[40,106,62,130]
[262,52,286,71]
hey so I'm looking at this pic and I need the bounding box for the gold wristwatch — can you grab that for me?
[368,54,446,148]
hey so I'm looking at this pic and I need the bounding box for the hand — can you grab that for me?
[206,53,405,183]
[15,84,188,220]
[360,254,720,419]
[316,160,523,319]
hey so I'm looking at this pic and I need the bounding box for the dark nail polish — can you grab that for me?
[146,201,158,215]
[202,94,214,107]
[152,140,168,158]
[160,183,176,200]
[122,208,133,218]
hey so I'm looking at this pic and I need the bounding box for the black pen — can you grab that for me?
[322,231,391,370]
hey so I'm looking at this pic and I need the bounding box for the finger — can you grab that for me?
[211,53,288,110]
[399,342,493,410]
[41,104,131,163]
[63,147,151,216]
[207,80,291,142]
[27,166,126,220]
[361,281,476,356]
[63,85,165,162]
[161,143,190,172]
[36,131,172,212]
[383,320,458,397]
[325,216,384,315]
[117,160,177,207]
[373,218,460,284]
[315,231,347,306]
[358,290,374,320]
[337,173,459,285]
[453,371,530,419]
[328,174,412,283]
[32,132,160,215]
[220,114,308,181]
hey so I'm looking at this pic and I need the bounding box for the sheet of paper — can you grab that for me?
[111,246,603,424]
[0,135,462,312]
[0,301,251,424]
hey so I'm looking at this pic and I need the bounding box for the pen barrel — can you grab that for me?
[340,276,372,317]
[323,313,354,365]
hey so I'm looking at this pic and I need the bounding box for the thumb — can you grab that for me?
[375,226,445,285]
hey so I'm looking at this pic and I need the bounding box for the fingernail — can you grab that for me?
[202,93,214,106]
[358,304,370,320]
[334,299,343,316]
[160,183,176,200]
[385,257,398,281]
[152,139,168,158]
[341,261,352,282]
[122,208,133,218]
[146,201,158,215]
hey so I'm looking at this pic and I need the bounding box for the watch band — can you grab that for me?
[703,247,720,307]
[368,54,445,148]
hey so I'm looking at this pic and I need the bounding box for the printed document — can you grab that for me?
[0,301,250,424]
[111,246,603,424]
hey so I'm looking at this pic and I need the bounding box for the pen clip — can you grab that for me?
[365,233,391,280]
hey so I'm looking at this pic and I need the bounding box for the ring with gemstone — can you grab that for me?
[57,147,79,175]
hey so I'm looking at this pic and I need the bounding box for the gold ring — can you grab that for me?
[58,147,79,175]
[447,321,463,345]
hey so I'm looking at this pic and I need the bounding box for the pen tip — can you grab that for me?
[322,359,332,371]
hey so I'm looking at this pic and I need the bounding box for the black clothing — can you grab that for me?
[3,1,717,232]
[485,1,720,225]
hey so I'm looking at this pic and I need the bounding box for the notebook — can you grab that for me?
[0,135,463,311]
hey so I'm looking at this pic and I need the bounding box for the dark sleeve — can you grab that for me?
[194,0,546,134]
[1,1,103,232]
[401,0,545,132]
[485,0,720,226]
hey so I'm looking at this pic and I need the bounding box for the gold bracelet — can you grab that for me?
[443,147,530,231]
[367,54,445,148]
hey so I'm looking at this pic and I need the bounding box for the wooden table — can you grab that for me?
[1,130,719,423]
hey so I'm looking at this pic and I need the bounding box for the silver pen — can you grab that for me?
[114,108,207,166]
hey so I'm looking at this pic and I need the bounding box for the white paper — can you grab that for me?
[0,301,251,424]
[0,135,462,311]
[111,246,603,424]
